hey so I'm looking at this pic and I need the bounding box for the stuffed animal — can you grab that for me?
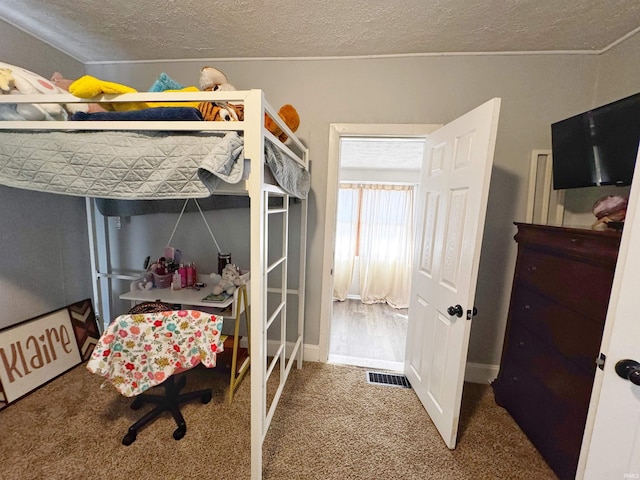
[198,102,243,121]
[199,66,232,92]
[265,104,300,142]
[148,72,185,92]
[0,68,13,93]
[198,66,245,121]
[0,62,85,120]
[211,264,245,296]
[68,75,200,111]
[51,72,105,113]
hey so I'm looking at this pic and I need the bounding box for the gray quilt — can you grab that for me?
[0,129,309,200]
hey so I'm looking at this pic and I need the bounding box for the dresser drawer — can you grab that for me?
[493,361,586,480]
[509,286,604,373]
[503,322,594,404]
[517,248,615,320]
[514,223,621,264]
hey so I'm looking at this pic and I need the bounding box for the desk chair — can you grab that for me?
[122,367,211,445]
[87,308,224,445]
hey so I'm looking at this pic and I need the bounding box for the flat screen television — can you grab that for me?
[551,92,640,189]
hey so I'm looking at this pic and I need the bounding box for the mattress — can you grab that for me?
[0,128,309,200]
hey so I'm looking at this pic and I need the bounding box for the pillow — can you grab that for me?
[0,61,85,120]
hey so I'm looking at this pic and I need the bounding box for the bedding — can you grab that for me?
[265,139,310,199]
[69,106,204,121]
[0,129,309,200]
[0,130,240,199]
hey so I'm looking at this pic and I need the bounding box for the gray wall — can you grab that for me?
[87,53,602,366]
[1,18,638,369]
[0,20,89,328]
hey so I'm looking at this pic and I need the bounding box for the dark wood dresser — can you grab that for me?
[492,223,621,480]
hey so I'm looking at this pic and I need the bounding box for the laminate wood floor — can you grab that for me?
[328,299,407,371]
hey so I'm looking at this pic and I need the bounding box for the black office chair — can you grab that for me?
[120,302,213,445]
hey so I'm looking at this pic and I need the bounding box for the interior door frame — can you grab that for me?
[318,123,442,363]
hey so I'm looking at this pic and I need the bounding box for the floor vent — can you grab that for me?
[366,371,411,389]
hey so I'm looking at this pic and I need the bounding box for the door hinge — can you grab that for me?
[596,352,606,370]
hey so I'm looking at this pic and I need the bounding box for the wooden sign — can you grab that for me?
[0,299,99,410]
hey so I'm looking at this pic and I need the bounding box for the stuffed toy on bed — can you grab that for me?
[68,75,201,112]
[0,62,86,120]
[0,68,13,93]
[196,65,300,139]
[266,104,300,142]
[51,72,106,113]
[197,66,245,122]
[148,72,186,92]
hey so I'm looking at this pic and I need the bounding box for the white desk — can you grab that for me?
[120,274,250,404]
[120,274,235,310]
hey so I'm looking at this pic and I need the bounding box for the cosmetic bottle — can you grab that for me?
[179,263,186,288]
[186,262,194,287]
[172,271,181,290]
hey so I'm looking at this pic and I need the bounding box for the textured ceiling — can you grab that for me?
[1,0,640,63]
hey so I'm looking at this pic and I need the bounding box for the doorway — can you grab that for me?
[319,124,442,369]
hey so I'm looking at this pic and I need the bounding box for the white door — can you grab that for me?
[580,154,640,478]
[404,98,501,449]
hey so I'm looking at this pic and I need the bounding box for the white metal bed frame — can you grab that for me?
[0,89,308,479]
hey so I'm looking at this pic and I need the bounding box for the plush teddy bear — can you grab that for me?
[211,264,245,296]
[265,104,300,142]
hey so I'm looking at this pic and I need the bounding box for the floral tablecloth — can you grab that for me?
[87,310,224,397]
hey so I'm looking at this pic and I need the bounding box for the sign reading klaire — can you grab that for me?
[0,299,99,409]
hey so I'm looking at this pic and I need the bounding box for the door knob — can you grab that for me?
[447,304,463,317]
[615,359,640,386]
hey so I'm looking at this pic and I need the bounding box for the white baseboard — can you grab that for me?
[302,343,320,362]
[464,362,499,384]
[262,341,498,384]
[260,339,321,362]
[327,354,404,372]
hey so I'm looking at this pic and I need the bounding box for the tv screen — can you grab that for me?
[551,93,640,189]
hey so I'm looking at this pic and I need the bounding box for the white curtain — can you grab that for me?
[333,183,414,308]
[332,186,360,300]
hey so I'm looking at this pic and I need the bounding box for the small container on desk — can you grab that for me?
[153,272,172,289]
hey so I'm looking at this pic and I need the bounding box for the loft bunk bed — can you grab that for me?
[0,88,309,480]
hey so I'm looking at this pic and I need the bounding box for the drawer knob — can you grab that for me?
[615,359,640,386]
[521,304,531,310]
[527,265,537,273]
[517,340,525,347]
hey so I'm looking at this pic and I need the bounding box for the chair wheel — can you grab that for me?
[122,430,137,446]
[173,425,186,440]
[130,396,145,410]
[201,391,212,404]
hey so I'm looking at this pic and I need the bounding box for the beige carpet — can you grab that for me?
[0,361,557,480]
